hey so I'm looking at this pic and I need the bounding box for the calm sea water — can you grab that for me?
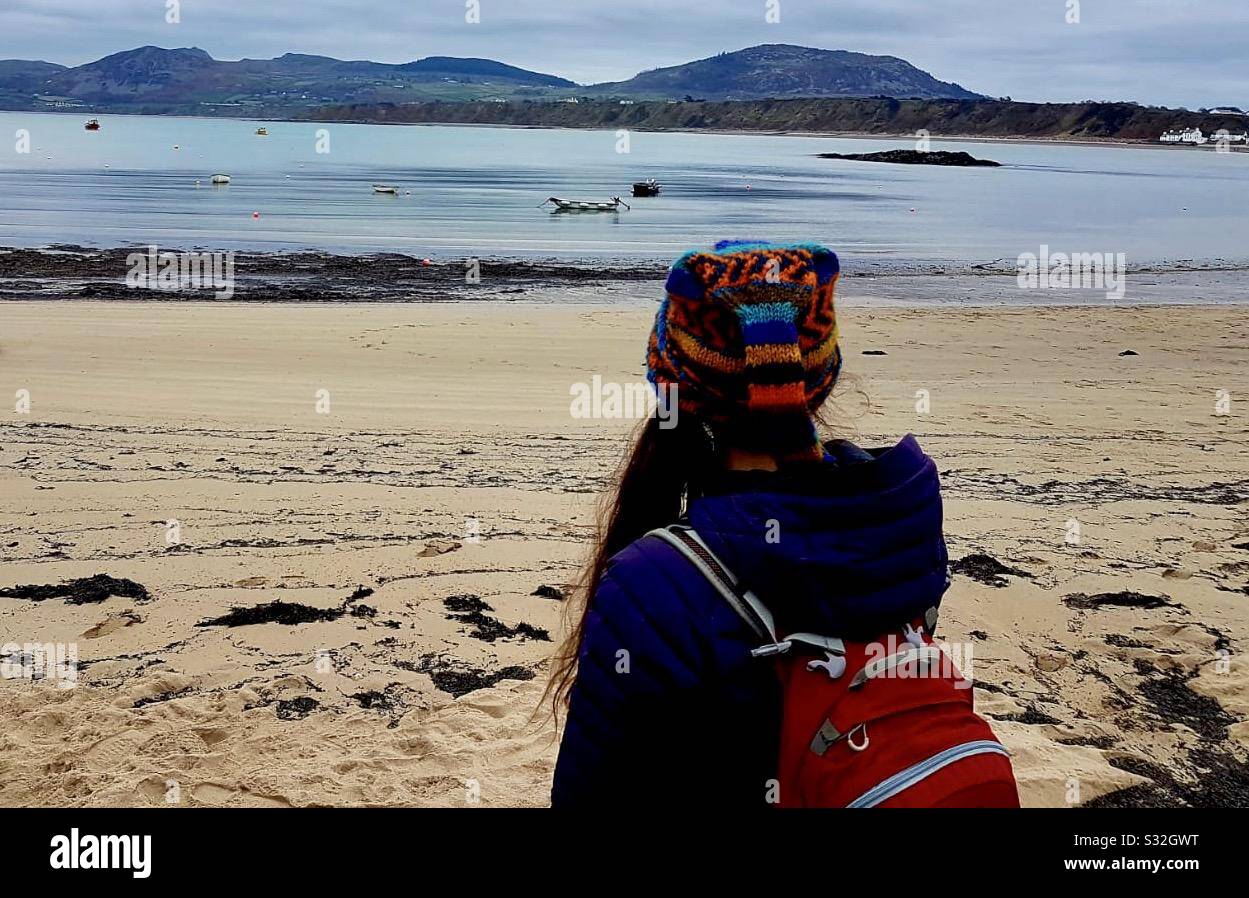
[1,111,1246,267]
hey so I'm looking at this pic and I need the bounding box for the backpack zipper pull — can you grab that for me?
[807,651,847,679]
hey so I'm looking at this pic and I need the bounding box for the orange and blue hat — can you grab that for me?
[647,240,842,462]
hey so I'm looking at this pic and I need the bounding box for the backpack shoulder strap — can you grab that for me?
[646,524,845,659]
[647,524,776,645]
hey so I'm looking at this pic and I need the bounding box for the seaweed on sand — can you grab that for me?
[0,574,151,605]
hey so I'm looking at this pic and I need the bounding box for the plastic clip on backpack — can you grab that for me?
[648,524,1020,808]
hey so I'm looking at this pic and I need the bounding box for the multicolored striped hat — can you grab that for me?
[647,240,842,462]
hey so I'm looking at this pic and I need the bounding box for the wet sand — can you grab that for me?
[1,299,1247,807]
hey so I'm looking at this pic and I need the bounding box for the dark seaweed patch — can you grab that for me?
[443,596,550,643]
[1104,633,1149,649]
[514,622,552,641]
[1057,734,1118,749]
[1183,749,1249,807]
[972,680,1012,696]
[275,697,319,720]
[430,665,535,697]
[197,586,380,627]
[531,585,567,601]
[133,687,194,708]
[1064,591,1173,611]
[1090,757,1187,808]
[350,689,398,712]
[1085,783,1176,808]
[1137,669,1236,740]
[950,472,1249,507]
[197,601,343,627]
[993,705,1062,725]
[0,574,150,605]
[345,586,375,603]
[413,654,536,698]
[951,554,1033,588]
[444,594,493,614]
[1198,624,1233,653]
[1093,750,1249,808]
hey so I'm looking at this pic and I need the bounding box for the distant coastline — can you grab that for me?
[294,97,1249,146]
[13,105,1249,150]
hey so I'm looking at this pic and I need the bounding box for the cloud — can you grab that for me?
[0,0,1244,107]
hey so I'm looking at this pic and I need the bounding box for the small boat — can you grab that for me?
[210,173,231,185]
[84,119,100,131]
[255,127,268,136]
[372,184,399,194]
[632,179,661,197]
[542,196,630,213]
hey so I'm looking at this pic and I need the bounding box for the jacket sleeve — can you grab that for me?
[550,537,715,808]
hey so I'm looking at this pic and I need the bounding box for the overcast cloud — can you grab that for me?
[1,0,1245,108]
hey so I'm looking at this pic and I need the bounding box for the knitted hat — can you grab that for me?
[647,240,842,463]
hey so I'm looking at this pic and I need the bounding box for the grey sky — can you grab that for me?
[2,0,1245,108]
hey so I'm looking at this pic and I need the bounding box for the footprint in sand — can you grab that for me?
[136,775,197,806]
[417,539,461,558]
[80,733,144,772]
[191,782,292,807]
[195,728,230,747]
[190,783,235,805]
[82,610,143,639]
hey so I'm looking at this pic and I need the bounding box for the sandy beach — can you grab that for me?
[1,299,1246,807]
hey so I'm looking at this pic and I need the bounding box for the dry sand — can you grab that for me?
[1,299,1246,807]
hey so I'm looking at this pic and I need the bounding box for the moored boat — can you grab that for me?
[210,173,231,184]
[632,179,661,197]
[372,184,399,194]
[542,196,630,212]
[84,119,100,131]
[255,127,268,136]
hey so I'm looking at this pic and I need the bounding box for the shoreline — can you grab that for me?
[4,245,1249,306]
[9,107,1244,151]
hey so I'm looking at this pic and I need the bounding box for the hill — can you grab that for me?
[0,43,984,113]
[0,46,576,113]
[591,44,982,100]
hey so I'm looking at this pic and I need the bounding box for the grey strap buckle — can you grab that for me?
[750,640,793,659]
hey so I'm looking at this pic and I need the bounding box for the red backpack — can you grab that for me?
[651,524,1020,808]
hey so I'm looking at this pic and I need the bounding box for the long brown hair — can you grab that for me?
[543,415,711,719]
[542,377,865,722]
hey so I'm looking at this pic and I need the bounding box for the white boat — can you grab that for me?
[372,184,399,194]
[210,173,231,184]
[542,196,630,212]
[255,127,268,136]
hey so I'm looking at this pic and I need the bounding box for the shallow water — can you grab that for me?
[1,111,1246,268]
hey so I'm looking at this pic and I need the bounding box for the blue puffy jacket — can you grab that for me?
[550,435,949,808]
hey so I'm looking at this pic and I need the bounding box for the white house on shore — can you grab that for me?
[1160,126,1248,145]
[1160,127,1209,144]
